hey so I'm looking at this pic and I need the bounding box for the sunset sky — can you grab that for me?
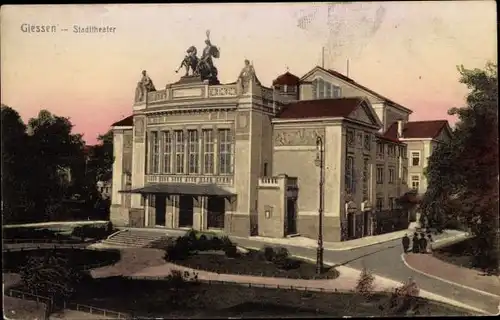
[1,2,497,145]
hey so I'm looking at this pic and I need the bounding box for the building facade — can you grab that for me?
[110,52,449,242]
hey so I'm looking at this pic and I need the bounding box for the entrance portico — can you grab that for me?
[122,183,235,232]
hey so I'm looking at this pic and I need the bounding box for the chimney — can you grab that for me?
[397,120,404,137]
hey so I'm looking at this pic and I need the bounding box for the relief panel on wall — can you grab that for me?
[274,128,325,146]
[134,117,146,143]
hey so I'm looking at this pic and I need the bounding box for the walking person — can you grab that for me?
[426,234,434,253]
[411,232,420,253]
[402,233,410,253]
[419,233,428,253]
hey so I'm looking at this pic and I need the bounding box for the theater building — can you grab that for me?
[110,59,448,242]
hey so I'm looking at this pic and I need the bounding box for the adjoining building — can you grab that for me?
[110,49,450,242]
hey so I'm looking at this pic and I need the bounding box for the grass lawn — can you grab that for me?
[9,277,475,318]
[432,237,499,275]
[169,249,340,279]
[3,295,47,320]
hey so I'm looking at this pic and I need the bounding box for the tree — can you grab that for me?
[20,251,88,301]
[1,105,32,223]
[26,110,86,220]
[420,62,498,273]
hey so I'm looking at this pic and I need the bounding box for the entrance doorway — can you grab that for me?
[155,196,166,226]
[207,196,225,229]
[363,211,370,236]
[178,196,194,228]
[285,198,297,235]
[347,212,355,240]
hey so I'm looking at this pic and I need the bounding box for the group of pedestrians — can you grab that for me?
[402,231,433,254]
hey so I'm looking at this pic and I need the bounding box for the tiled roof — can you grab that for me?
[402,120,449,139]
[381,120,449,142]
[277,97,363,119]
[310,67,412,113]
[273,71,301,86]
[111,115,133,127]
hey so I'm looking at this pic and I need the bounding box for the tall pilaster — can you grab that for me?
[131,115,147,208]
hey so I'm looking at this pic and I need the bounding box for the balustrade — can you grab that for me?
[146,174,233,185]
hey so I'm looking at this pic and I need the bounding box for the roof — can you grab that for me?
[401,120,449,139]
[303,66,412,114]
[273,71,300,86]
[276,97,363,119]
[120,183,235,197]
[111,115,133,127]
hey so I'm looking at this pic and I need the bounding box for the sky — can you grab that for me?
[1,2,497,145]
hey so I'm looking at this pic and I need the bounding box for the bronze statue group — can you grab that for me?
[402,232,433,254]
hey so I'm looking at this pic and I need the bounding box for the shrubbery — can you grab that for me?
[379,278,421,315]
[355,267,375,299]
[262,246,300,270]
[164,231,240,261]
[72,222,116,241]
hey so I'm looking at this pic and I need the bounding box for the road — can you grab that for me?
[228,236,499,314]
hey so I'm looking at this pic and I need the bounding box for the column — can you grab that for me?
[193,196,202,231]
[214,128,219,175]
[144,195,149,227]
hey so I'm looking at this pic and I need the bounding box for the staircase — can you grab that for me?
[101,229,166,248]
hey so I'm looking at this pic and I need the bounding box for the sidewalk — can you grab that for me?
[403,253,500,297]
[129,256,491,315]
[234,229,467,251]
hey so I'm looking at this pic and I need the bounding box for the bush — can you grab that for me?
[165,241,189,261]
[210,236,223,250]
[197,234,209,251]
[220,235,233,247]
[275,258,301,270]
[264,246,275,262]
[223,244,238,258]
[355,267,375,299]
[380,278,420,315]
[273,247,290,262]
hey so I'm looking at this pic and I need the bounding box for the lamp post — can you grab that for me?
[314,136,325,274]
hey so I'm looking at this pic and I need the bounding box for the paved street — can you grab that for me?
[229,236,500,315]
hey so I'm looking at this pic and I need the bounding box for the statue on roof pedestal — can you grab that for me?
[238,59,257,93]
[175,46,199,77]
[194,30,220,82]
[135,70,156,102]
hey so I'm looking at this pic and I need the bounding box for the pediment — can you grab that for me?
[348,100,382,128]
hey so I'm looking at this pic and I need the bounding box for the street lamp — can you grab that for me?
[314,136,325,274]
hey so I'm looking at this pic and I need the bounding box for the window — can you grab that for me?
[150,131,160,174]
[347,129,355,146]
[400,146,407,158]
[345,156,354,193]
[411,175,420,191]
[402,167,408,184]
[363,158,369,199]
[203,129,214,174]
[187,130,199,174]
[389,197,395,210]
[376,166,384,184]
[388,167,395,184]
[313,78,341,99]
[377,142,384,157]
[218,129,233,175]
[411,151,420,166]
[388,145,397,157]
[318,78,325,98]
[263,162,269,177]
[174,130,185,174]
[162,131,172,173]
[364,134,371,151]
[376,197,383,211]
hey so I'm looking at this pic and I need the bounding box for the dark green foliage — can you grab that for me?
[379,278,420,316]
[71,225,116,241]
[420,62,499,274]
[264,246,275,262]
[19,251,92,300]
[355,267,375,299]
[223,244,238,258]
[210,236,224,250]
[1,106,116,224]
[273,247,290,262]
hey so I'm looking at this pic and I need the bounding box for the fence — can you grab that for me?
[3,238,84,244]
[123,275,378,295]
[4,288,127,319]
